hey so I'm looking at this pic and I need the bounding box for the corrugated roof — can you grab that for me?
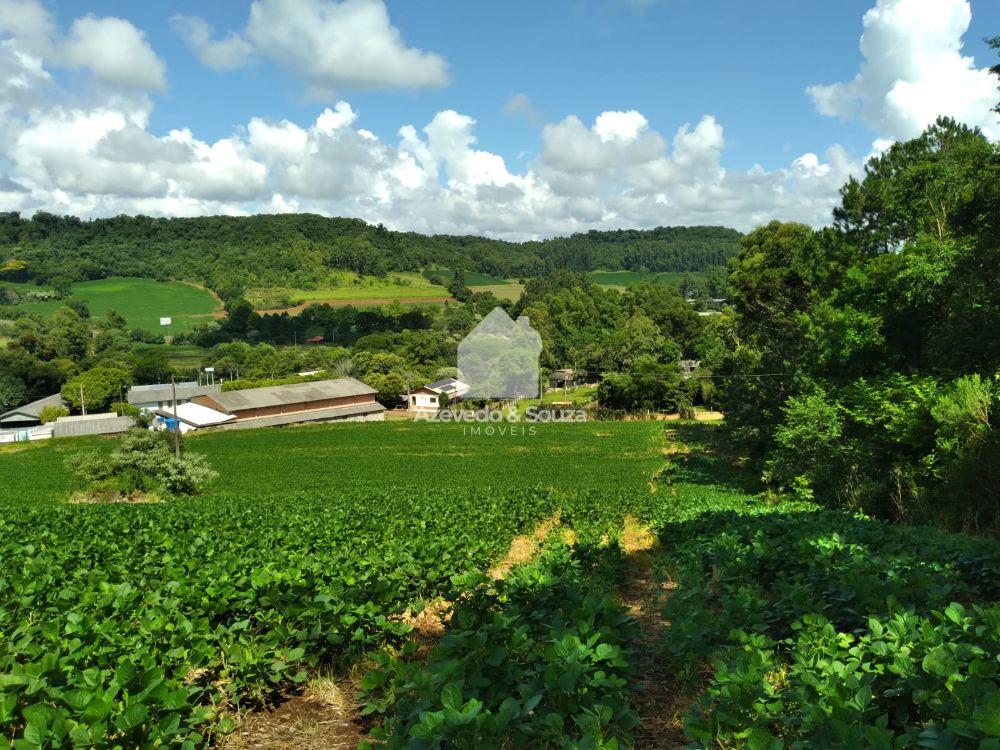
[215,401,385,430]
[128,382,221,405]
[0,393,64,424]
[424,378,469,394]
[205,378,376,412]
[52,415,135,438]
[152,402,234,427]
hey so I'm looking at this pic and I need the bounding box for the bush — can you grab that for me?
[38,405,70,423]
[111,401,141,417]
[66,429,218,497]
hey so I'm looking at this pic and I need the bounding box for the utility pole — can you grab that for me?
[80,384,87,416]
[170,375,181,460]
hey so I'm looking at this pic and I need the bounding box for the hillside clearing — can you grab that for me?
[1,277,221,332]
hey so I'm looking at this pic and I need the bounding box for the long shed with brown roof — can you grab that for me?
[193,378,383,424]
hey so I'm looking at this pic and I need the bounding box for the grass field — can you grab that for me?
[590,269,705,287]
[2,277,220,332]
[0,421,997,748]
[247,272,451,310]
[420,269,510,286]
[477,281,523,301]
[0,420,663,505]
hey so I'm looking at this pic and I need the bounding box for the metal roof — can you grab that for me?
[204,378,376,412]
[152,402,235,427]
[550,369,577,381]
[52,415,135,438]
[127,382,221,405]
[423,378,469,395]
[215,401,385,429]
[0,393,64,425]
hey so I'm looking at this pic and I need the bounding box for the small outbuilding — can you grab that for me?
[52,413,135,438]
[0,393,64,428]
[549,369,582,388]
[679,359,702,377]
[152,402,235,433]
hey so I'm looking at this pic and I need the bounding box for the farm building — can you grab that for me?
[409,378,470,412]
[128,382,222,411]
[0,393,64,428]
[549,369,583,388]
[194,377,384,427]
[51,413,135,438]
[152,402,235,433]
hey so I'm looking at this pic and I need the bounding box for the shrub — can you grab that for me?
[66,429,218,497]
[38,405,70,423]
[111,401,141,417]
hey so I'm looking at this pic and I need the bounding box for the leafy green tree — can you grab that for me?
[0,374,27,411]
[132,348,173,384]
[990,36,1000,113]
[61,367,132,412]
[45,307,91,360]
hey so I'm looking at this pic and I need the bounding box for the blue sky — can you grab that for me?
[47,0,999,170]
[0,0,997,237]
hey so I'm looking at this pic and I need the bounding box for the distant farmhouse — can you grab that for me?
[549,369,584,389]
[408,377,470,413]
[128,382,221,411]
[0,393,64,429]
[679,359,701,377]
[194,377,384,429]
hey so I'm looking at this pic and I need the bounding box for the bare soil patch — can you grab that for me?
[67,489,162,504]
[222,675,365,750]
[488,511,563,579]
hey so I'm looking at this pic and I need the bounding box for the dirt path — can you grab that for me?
[222,512,565,748]
[618,516,689,747]
[489,511,564,579]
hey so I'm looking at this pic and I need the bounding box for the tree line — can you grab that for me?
[712,117,999,534]
[0,212,740,293]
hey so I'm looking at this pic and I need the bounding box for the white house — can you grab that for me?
[408,378,470,412]
[127,382,221,412]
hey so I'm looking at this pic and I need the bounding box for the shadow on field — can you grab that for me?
[656,505,1000,638]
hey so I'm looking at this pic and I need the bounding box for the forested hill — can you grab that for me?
[0,212,741,290]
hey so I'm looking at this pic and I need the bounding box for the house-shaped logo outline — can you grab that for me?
[457,307,542,399]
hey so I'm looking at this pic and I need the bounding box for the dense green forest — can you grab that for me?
[0,213,740,293]
[714,117,999,534]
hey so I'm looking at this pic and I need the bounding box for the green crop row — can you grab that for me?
[359,540,638,749]
[657,508,1000,748]
[0,486,566,748]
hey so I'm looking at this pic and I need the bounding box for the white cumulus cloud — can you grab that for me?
[173,0,449,94]
[170,15,254,72]
[807,0,998,141]
[61,15,165,90]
